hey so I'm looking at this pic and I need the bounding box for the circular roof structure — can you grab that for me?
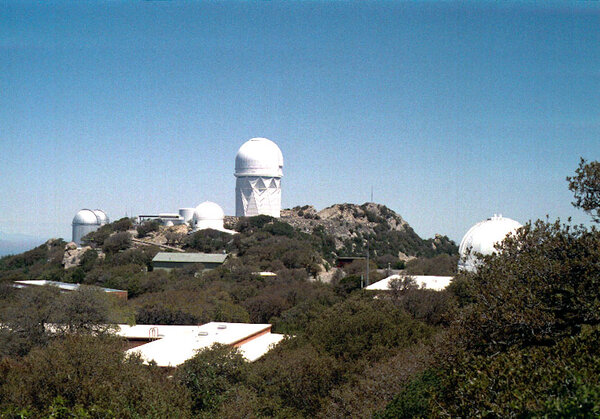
[93,209,109,225]
[72,209,101,226]
[194,201,225,222]
[235,137,283,177]
[458,214,522,272]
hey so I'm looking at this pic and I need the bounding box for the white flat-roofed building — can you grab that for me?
[14,280,128,299]
[366,274,454,292]
[120,322,284,367]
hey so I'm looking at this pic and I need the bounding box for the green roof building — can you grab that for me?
[152,252,228,271]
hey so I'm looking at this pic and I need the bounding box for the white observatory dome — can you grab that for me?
[93,209,109,225]
[194,201,225,221]
[72,209,104,247]
[193,201,232,233]
[73,209,101,226]
[458,214,522,272]
[235,138,283,177]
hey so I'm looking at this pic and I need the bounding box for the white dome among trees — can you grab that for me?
[458,214,522,272]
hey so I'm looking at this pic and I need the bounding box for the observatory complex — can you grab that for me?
[70,137,283,245]
[458,214,522,272]
[235,138,284,218]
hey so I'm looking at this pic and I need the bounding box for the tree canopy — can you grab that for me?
[567,158,600,222]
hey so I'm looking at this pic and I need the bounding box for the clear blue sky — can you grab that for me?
[1,1,598,243]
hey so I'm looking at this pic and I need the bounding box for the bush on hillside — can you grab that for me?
[136,220,160,238]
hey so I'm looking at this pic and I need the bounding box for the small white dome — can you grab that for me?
[72,209,101,226]
[93,209,109,225]
[194,201,225,221]
[458,214,522,272]
[235,138,283,177]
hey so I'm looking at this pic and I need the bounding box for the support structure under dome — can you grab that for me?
[234,138,283,218]
[235,176,282,217]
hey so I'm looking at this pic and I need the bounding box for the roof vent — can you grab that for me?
[217,325,227,330]
[198,331,209,336]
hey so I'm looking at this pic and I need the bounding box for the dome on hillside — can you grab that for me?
[458,214,522,272]
[93,209,109,225]
[72,208,108,246]
[193,201,233,234]
[72,209,101,226]
[235,138,283,177]
[194,201,225,222]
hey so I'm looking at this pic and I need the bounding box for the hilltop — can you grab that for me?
[224,202,457,266]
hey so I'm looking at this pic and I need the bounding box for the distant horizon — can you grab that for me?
[1,1,598,243]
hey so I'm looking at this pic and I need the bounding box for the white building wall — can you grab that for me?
[72,224,100,246]
[235,176,281,217]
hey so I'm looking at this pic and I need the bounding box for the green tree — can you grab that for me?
[136,220,160,238]
[452,219,600,353]
[567,158,600,222]
[435,327,600,418]
[50,286,115,335]
[102,231,131,253]
[0,335,191,417]
[174,344,248,415]
[309,295,432,362]
[0,286,59,356]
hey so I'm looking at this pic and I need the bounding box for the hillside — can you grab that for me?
[283,203,456,260]
[225,202,457,265]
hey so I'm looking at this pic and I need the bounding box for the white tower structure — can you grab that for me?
[193,201,234,234]
[179,208,196,224]
[458,214,522,272]
[234,138,283,218]
[72,209,107,246]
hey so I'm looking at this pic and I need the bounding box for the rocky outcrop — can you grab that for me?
[137,225,190,247]
[281,203,410,250]
[62,242,92,269]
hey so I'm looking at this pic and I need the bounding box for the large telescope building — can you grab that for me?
[234,138,283,218]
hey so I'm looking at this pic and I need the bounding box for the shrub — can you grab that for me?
[175,344,248,414]
[375,369,441,419]
[102,231,131,254]
[0,335,191,417]
[136,220,160,238]
[112,217,133,232]
[435,327,600,417]
[309,296,433,362]
[136,304,199,325]
[82,224,113,247]
[185,229,230,253]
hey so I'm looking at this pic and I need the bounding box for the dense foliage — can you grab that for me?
[0,161,598,417]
